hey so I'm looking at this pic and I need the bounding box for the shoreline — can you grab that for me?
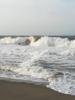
[0,80,75,100]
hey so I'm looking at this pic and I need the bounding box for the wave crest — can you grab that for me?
[0,36,75,47]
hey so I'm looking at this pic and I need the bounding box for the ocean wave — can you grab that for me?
[0,43,75,95]
[0,37,36,45]
[0,36,75,48]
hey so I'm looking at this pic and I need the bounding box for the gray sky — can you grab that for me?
[0,0,75,35]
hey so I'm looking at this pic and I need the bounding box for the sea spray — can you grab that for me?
[0,36,75,95]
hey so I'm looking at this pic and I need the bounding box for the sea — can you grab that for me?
[0,35,75,95]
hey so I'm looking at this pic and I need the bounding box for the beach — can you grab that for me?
[0,80,75,100]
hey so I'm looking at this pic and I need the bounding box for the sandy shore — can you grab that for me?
[0,80,75,100]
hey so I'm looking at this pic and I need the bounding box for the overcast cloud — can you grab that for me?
[0,0,75,35]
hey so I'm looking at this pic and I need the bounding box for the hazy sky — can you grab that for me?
[0,0,75,35]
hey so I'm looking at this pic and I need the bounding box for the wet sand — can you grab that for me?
[0,80,75,100]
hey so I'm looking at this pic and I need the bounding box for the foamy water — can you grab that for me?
[0,36,75,95]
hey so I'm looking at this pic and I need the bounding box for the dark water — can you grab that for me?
[0,35,75,40]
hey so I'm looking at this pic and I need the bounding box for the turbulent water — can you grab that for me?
[0,36,75,95]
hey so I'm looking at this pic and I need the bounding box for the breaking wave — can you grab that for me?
[0,37,36,45]
[0,36,75,47]
[0,36,75,95]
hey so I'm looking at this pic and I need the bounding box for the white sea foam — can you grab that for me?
[0,36,35,45]
[30,36,75,48]
[47,76,75,95]
[59,50,75,56]
[0,37,75,95]
[30,37,70,47]
[0,36,75,48]
[0,37,26,44]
